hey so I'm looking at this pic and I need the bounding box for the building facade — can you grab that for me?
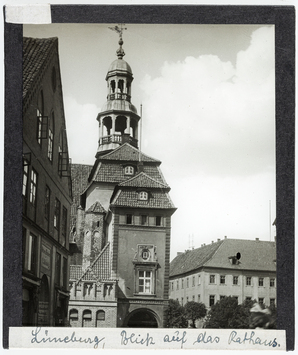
[22,37,72,326]
[169,238,276,310]
[68,34,176,328]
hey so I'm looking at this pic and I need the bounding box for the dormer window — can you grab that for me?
[124,166,134,175]
[139,191,148,201]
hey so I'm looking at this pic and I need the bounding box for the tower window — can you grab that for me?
[141,215,147,225]
[220,275,225,284]
[124,166,134,175]
[209,295,215,307]
[155,216,162,226]
[126,214,132,225]
[138,270,152,294]
[259,277,264,287]
[246,276,252,286]
[139,191,148,201]
[270,278,275,287]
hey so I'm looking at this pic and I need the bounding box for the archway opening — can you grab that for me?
[127,309,158,328]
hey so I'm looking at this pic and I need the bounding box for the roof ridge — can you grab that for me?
[76,242,110,284]
[118,171,168,188]
[100,143,161,163]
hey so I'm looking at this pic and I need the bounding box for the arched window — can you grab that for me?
[69,309,78,320]
[124,166,134,175]
[96,310,105,327]
[139,191,148,201]
[82,310,92,327]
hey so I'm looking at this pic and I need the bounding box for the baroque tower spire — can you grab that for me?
[96,25,140,157]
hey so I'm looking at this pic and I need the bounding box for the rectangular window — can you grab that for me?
[171,282,174,291]
[209,295,215,307]
[61,207,67,247]
[186,277,189,288]
[44,186,50,220]
[22,161,29,197]
[246,297,252,301]
[186,296,189,303]
[198,294,201,302]
[181,297,184,306]
[192,276,195,287]
[29,169,37,205]
[176,280,179,290]
[155,216,162,226]
[220,275,225,284]
[48,129,53,161]
[37,111,42,144]
[192,295,195,301]
[246,276,252,286]
[198,274,201,285]
[141,215,147,225]
[220,295,225,300]
[22,228,26,269]
[28,233,37,274]
[270,278,275,287]
[259,297,264,305]
[126,214,132,225]
[233,296,238,303]
[55,252,61,285]
[181,278,184,289]
[62,257,68,288]
[259,277,264,287]
[233,276,239,285]
[210,275,215,284]
[54,198,61,230]
[270,298,275,307]
[138,270,152,293]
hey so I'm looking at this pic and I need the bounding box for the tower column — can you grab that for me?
[125,116,131,134]
[112,115,116,135]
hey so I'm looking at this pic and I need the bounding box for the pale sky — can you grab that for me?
[24,24,276,260]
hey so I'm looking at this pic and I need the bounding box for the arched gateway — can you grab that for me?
[125,309,159,328]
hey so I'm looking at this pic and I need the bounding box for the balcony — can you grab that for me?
[108,93,131,102]
[100,134,138,148]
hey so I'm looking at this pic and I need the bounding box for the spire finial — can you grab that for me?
[109,24,127,59]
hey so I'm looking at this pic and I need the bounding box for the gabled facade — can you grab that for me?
[169,238,276,312]
[22,37,72,326]
[69,34,176,328]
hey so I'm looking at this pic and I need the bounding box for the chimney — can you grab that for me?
[255,238,259,242]
[217,238,220,242]
[224,236,227,239]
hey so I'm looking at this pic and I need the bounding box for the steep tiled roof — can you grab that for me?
[170,239,276,278]
[111,190,175,209]
[72,243,111,283]
[23,37,57,100]
[93,163,167,185]
[70,265,83,280]
[86,201,106,214]
[118,172,169,189]
[100,143,161,163]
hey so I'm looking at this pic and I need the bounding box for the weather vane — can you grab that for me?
[108,24,127,59]
[108,24,127,40]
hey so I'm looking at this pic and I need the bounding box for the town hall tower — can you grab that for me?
[69,29,176,328]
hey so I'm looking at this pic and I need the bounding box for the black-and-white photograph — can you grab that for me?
[2,4,295,351]
[22,22,276,329]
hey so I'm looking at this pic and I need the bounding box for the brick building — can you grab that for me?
[169,238,276,313]
[68,33,176,327]
[22,37,72,326]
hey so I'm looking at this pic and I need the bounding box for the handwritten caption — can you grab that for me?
[25,327,283,350]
